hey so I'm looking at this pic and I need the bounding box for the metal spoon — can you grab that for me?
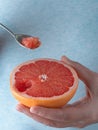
[0,23,41,49]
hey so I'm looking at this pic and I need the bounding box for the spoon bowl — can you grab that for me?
[15,34,32,48]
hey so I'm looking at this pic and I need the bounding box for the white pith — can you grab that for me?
[39,74,48,82]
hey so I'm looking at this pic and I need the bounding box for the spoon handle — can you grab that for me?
[0,23,15,37]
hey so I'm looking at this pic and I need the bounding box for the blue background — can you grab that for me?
[0,0,98,130]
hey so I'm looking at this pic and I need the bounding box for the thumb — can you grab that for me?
[61,56,95,86]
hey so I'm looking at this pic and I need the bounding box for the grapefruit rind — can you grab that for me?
[10,58,78,108]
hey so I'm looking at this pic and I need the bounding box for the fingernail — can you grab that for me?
[30,107,35,113]
[30,106,38,113]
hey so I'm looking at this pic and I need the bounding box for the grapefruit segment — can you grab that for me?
[10,58,78,108]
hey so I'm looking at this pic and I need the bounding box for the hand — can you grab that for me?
[16,56,98,128]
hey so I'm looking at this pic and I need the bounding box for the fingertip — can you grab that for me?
[16,104,24,112]
[30,106,40,113]
[16,104,27,112]
[61,56,74,68]
[61,55,68,61]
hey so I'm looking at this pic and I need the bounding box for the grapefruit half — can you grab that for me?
[10,58,78,108]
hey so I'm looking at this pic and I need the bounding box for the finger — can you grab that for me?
[16,104,74,128]
[30,105,90,122]
[70,96,90,107]
[61,55,95,86]
[72,119,96,128]
[30,106,65,122]
[16,104,33,118]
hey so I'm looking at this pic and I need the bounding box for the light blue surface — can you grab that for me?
[0,0,98,130]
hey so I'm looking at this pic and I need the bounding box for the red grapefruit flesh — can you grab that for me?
[21,37,41,49]
[10,58,78,108]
